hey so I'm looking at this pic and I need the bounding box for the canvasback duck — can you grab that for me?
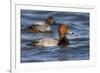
[32,24,70,48]
[27,16,56,33]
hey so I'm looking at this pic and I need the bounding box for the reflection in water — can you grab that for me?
[58,53,68,61]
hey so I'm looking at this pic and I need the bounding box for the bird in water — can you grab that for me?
[27,16,56,33]
[57,24,70,48]
[31,23,70,48]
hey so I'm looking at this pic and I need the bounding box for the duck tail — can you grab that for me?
[26,26,33,32]
[26,40,38,46]
[32,41,38,46]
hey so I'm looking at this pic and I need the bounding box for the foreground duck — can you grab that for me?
[32,24,70,48]
[27,16,56,33]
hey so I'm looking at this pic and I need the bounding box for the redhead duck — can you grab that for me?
[31,24,70,48]
[57,24,70,48]
[27,16,56,33]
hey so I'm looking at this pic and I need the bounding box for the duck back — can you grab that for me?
[32,38,58,47]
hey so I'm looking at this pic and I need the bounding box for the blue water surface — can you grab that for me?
[21,10,89,63]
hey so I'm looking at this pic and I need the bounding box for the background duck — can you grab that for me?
[27,16,56,33]
[31,23,70,48]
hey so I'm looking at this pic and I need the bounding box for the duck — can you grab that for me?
[27,16,56,33]
[31,23,70,48]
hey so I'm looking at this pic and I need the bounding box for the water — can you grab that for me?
[21,10,90,63]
